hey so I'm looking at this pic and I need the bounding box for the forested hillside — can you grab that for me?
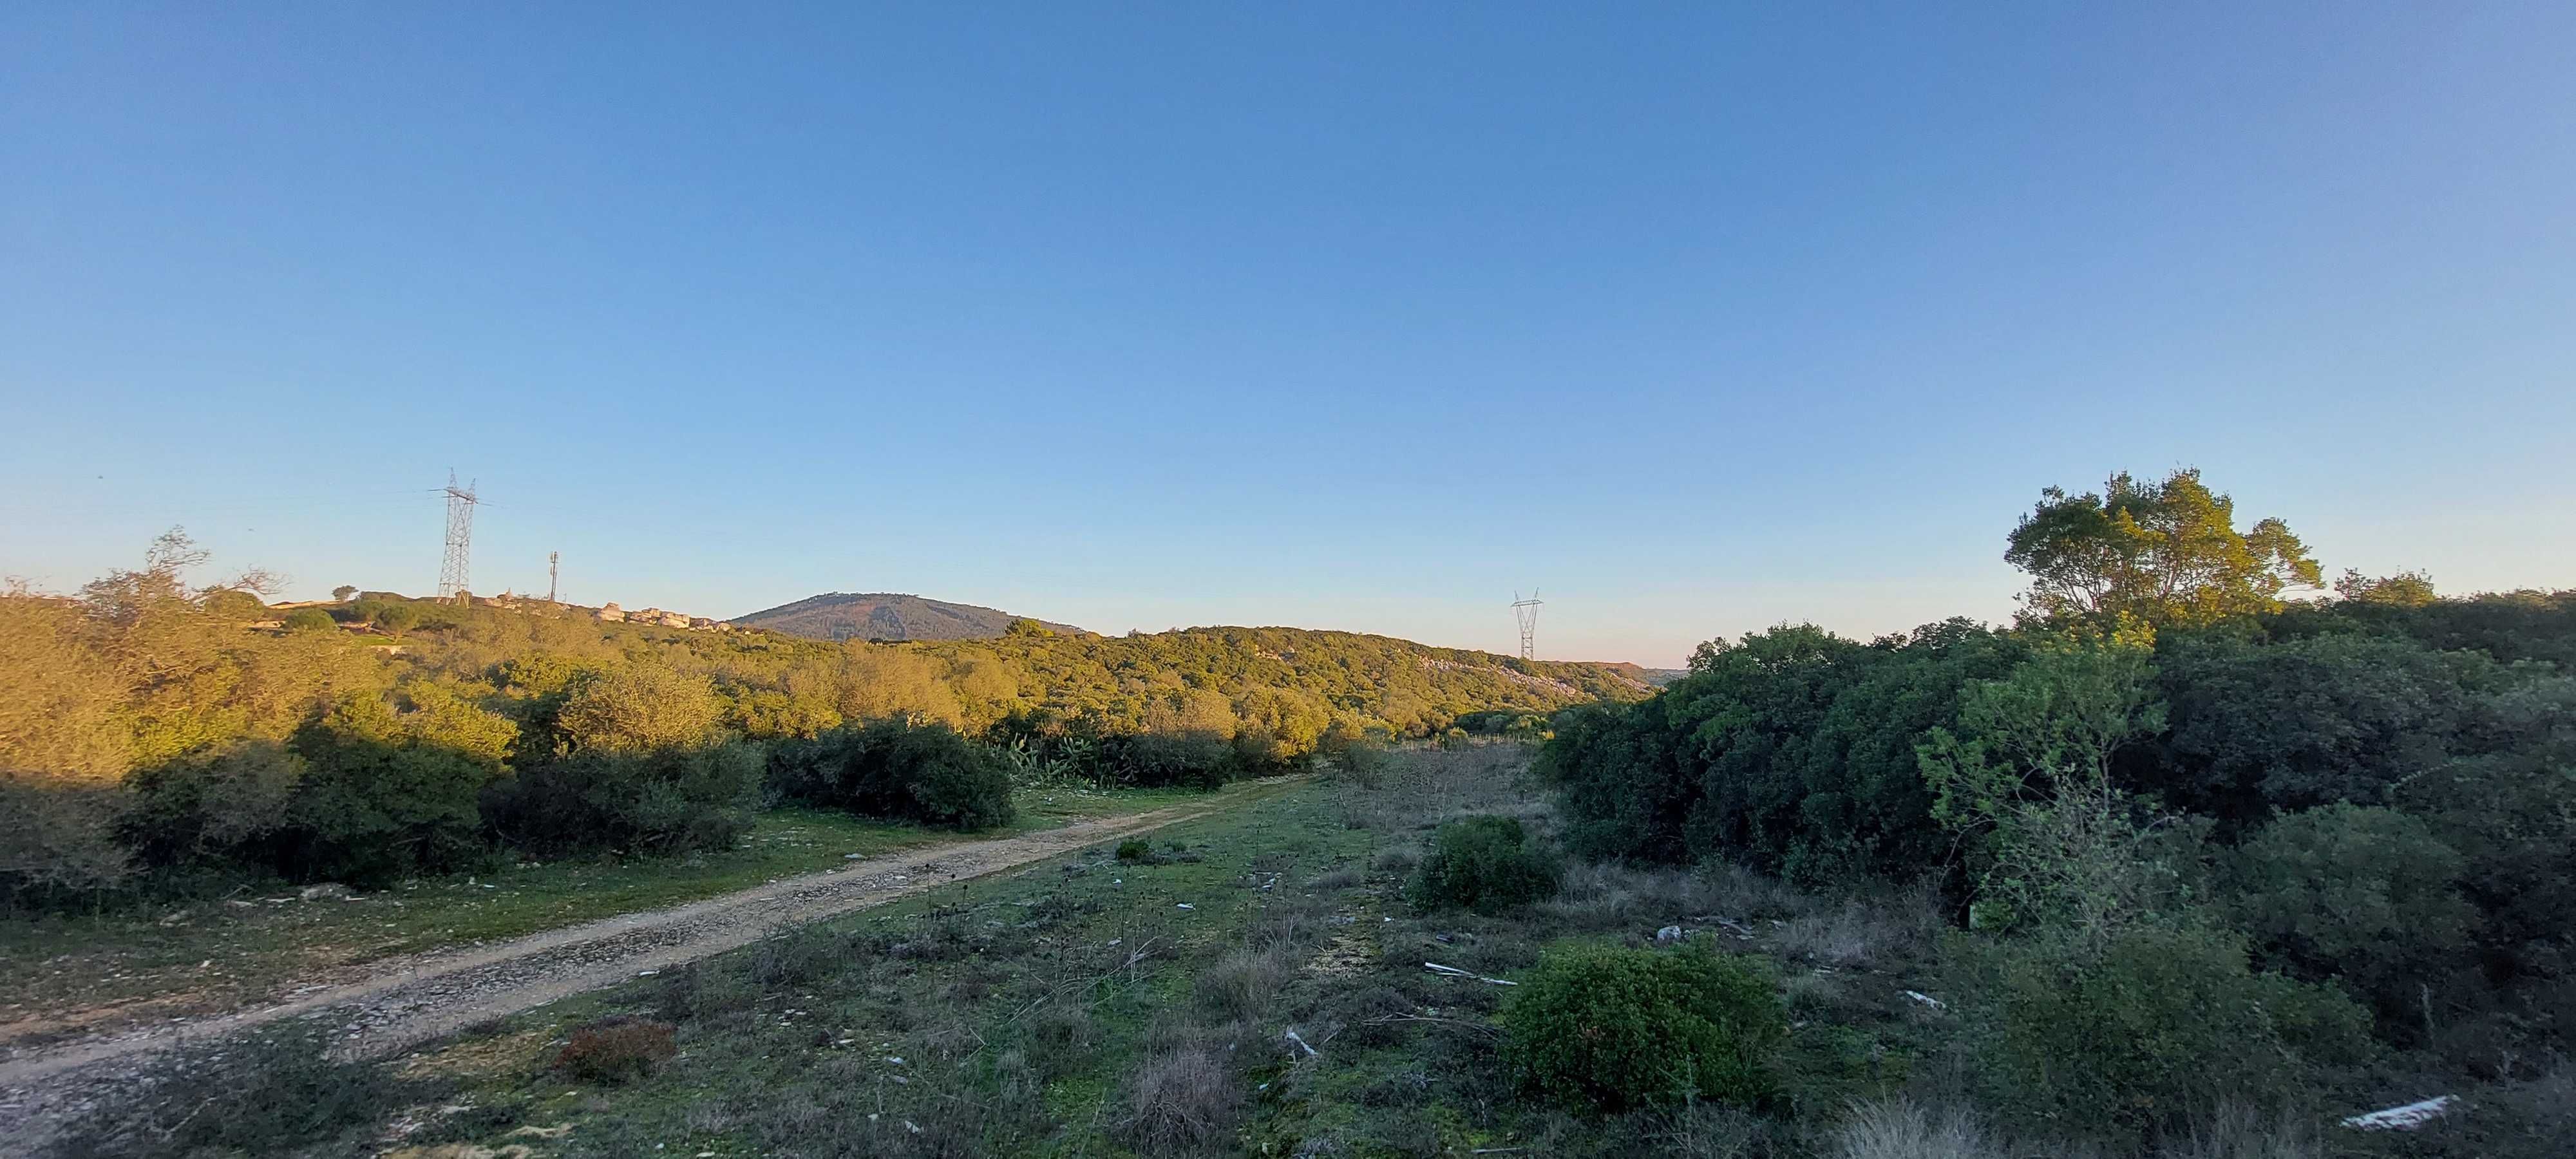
[732,591,1084,641]
[0,532,1646,903]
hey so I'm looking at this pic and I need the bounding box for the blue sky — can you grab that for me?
[5,4,2571,667]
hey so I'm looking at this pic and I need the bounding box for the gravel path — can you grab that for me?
[0,782,1287,1150]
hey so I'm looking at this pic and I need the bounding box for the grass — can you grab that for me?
[285,777,1378,1157]
[0,785,1213,1050]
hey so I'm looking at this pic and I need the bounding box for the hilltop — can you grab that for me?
[1593,661,1689,687]
[734,592,1084,641]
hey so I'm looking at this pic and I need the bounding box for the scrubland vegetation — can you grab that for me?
[15,466,2576,1156]
[0,529,1629,913]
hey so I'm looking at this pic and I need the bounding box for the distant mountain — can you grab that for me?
[1595,661,1690,688]
[734,592,1084,642]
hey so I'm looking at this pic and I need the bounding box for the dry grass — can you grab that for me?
[2152,1105,2320,1159]
[1831,1097,2007,1159]
[1335,746,1539,833]
[1306,867,1364,891]
[1196,944,1296,1019]
[1119,1042,1243,1156]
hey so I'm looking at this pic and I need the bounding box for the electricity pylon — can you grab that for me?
[1511,590,1543,660]
[437,471,478,603]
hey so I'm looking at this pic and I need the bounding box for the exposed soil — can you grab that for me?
[0,780,1290,1152]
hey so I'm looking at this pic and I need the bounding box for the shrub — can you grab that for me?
[1117,838,1154,863]
[281,606,337,633]
[1501,941,1785,1115]
[770,719,1016,831]
[1100,731,1238,789]
[1405,814,1561,914]
[1956,925,2375,1138]
[2226,803,2475,1019]
[488,741,764,857]
[553,1015,679,1084]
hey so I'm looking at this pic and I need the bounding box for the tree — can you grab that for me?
[2333,569,2436,607]
[2005,469,2322,627]
[282,607,338,633]
[332,585,357,603]
[368,601,422,634]
[553,667,724,754]
[202,589,269,620]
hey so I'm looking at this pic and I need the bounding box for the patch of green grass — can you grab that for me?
[0,786,1226,1046]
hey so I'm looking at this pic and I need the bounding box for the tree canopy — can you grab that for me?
[2005,469,2322,627]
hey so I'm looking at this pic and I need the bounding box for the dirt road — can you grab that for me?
[0,779,1293,1148]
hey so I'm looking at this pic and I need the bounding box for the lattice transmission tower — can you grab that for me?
[1511,590,1543,661]
[437,471,480,603]
[547,551,560,603]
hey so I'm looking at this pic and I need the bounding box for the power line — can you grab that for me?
[437,470,479,603]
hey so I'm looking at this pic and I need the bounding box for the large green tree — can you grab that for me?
[2005,469,2322,627]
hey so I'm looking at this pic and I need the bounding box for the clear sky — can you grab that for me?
[5,5,2572,667]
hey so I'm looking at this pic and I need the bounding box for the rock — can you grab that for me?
[1655,925,1685,944]
[299,883,354,901]
[1904,990,1947,1012]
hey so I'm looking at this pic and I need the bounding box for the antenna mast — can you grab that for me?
[1511,590,1544,661]
[547,551,560,603]
[437,470,479,604]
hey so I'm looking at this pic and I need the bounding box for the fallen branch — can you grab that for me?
[1365,1013,1501,1036]
[1424,961,1517,985]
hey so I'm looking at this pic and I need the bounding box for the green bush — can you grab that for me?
[1405,815,1561,914]
[2227,803,2475,1020]
[1958,924,2375,1138]
[770,719,1016,830]
[1501,941,1785,1114]
[1116,838,1153,863]
[261,698,493,883]
[281,606,337,633]
[488,741,764,857]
